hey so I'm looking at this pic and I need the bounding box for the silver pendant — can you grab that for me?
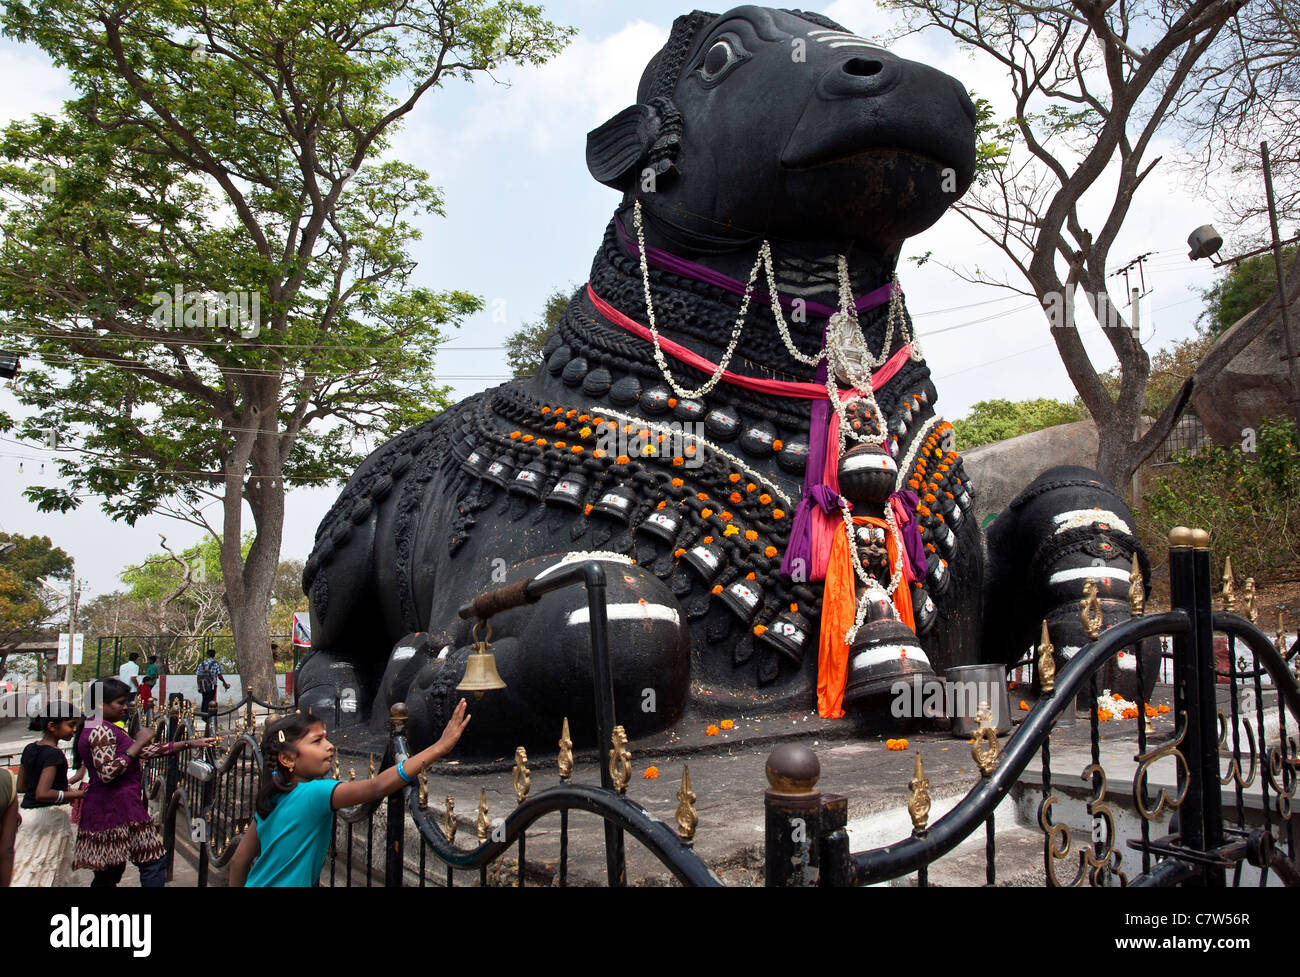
[828,311,869,386]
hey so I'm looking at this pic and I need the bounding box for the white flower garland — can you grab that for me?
[586,405,795,509]
[841,497,906,647]
[761,241,825,367]
[634,199,760,400]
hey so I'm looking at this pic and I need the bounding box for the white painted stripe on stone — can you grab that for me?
[1052,508,1132,535]
[1049,566,1131,585]
[849,645,930,671]
[841,451,897,474]
[391,647,417,661]
[1059,646,1082,659]
[536,551,635,580]
[567,603,680,627]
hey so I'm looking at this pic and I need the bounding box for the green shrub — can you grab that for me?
[952,398,1088,450]
[1138,416,1299,581]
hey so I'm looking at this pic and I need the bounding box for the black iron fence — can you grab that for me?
[136,540,1297,887]
[763,528,1298,887]
[146,562,720,887]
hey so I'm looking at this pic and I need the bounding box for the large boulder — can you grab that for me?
[962,421,1099,524]
[1194,308,1295,445]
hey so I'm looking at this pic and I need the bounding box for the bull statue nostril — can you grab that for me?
[843,57,883,78]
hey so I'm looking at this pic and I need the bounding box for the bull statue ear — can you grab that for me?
[586,99,682,192]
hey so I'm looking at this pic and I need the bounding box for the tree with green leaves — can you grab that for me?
[1093,334,1215,419]
[0,1,573,698]
[505,287,573,378]
[952,398,1087,450]
[1198,247,1298,338]
[881,0,1265,489]
[0,531,72,673]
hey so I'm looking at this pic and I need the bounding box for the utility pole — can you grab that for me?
[1261,141,1300,431]
[64,565,79,684]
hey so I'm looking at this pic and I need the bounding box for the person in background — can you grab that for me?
[139,655,160,722]
[71,679,214,887]
[118,652,141,704]
[195,652,230,716]
[0,765,17,886]
[13,703,88,886]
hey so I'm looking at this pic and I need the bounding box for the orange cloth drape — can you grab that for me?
[817,514,915,719]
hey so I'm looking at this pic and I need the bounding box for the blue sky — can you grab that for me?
[0,1,1237,599]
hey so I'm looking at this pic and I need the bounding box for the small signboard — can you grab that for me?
[56,633,84,666]
[292,612,311,648]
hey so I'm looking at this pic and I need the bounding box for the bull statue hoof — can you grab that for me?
[297,6,1152,752]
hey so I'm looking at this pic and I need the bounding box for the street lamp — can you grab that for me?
[0,351,18,379]
[1187,225,1222,261]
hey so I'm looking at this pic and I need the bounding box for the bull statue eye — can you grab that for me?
[697,35,748,84]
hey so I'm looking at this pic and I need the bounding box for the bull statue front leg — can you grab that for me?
[391,554,692,753]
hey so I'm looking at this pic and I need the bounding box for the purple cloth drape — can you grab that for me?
[616,214,893,319]
[889,490,927,579]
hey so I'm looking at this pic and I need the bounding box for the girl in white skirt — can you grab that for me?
[14,705,90,887]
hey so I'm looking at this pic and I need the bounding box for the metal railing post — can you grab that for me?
[1168,526,1223,885]
[764,744,823,886]
[385,705,407,887]
[1191,534,1226,886]
[161,706,180,871]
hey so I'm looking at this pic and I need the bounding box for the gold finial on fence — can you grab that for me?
[1242,577,1257,624]
[972,702,1000,777]
[609,725,632,795]
[1221,556,1236,612]
[417,768,428,809]
[558,717,574,782]
[444,795,457,845]
[1129,554,1144,617]
[512,747,531,804]
[1279,612,1296,681]
[348,766,356,782]
[476,788,489,843]
[1037,620,1056,696]
[676,766,698,845]
[907,752,931,836]
[367,754,375,779]
[1080,578,1103,641]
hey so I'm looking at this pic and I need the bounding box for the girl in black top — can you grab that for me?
[13,706,87,886]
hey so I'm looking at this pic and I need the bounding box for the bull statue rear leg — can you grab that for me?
[982,465,1159,704]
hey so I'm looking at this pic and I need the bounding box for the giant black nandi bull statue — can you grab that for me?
[298,5,1155,751]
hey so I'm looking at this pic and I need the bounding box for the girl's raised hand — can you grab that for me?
[435,698,471,754]
[188,738,219,750]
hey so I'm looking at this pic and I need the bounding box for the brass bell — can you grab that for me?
[456,621,506,698]
[457,650,507,698]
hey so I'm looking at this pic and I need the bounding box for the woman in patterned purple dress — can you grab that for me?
[71,679,214,887]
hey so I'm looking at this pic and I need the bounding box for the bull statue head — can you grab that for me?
[587,6,978,257]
